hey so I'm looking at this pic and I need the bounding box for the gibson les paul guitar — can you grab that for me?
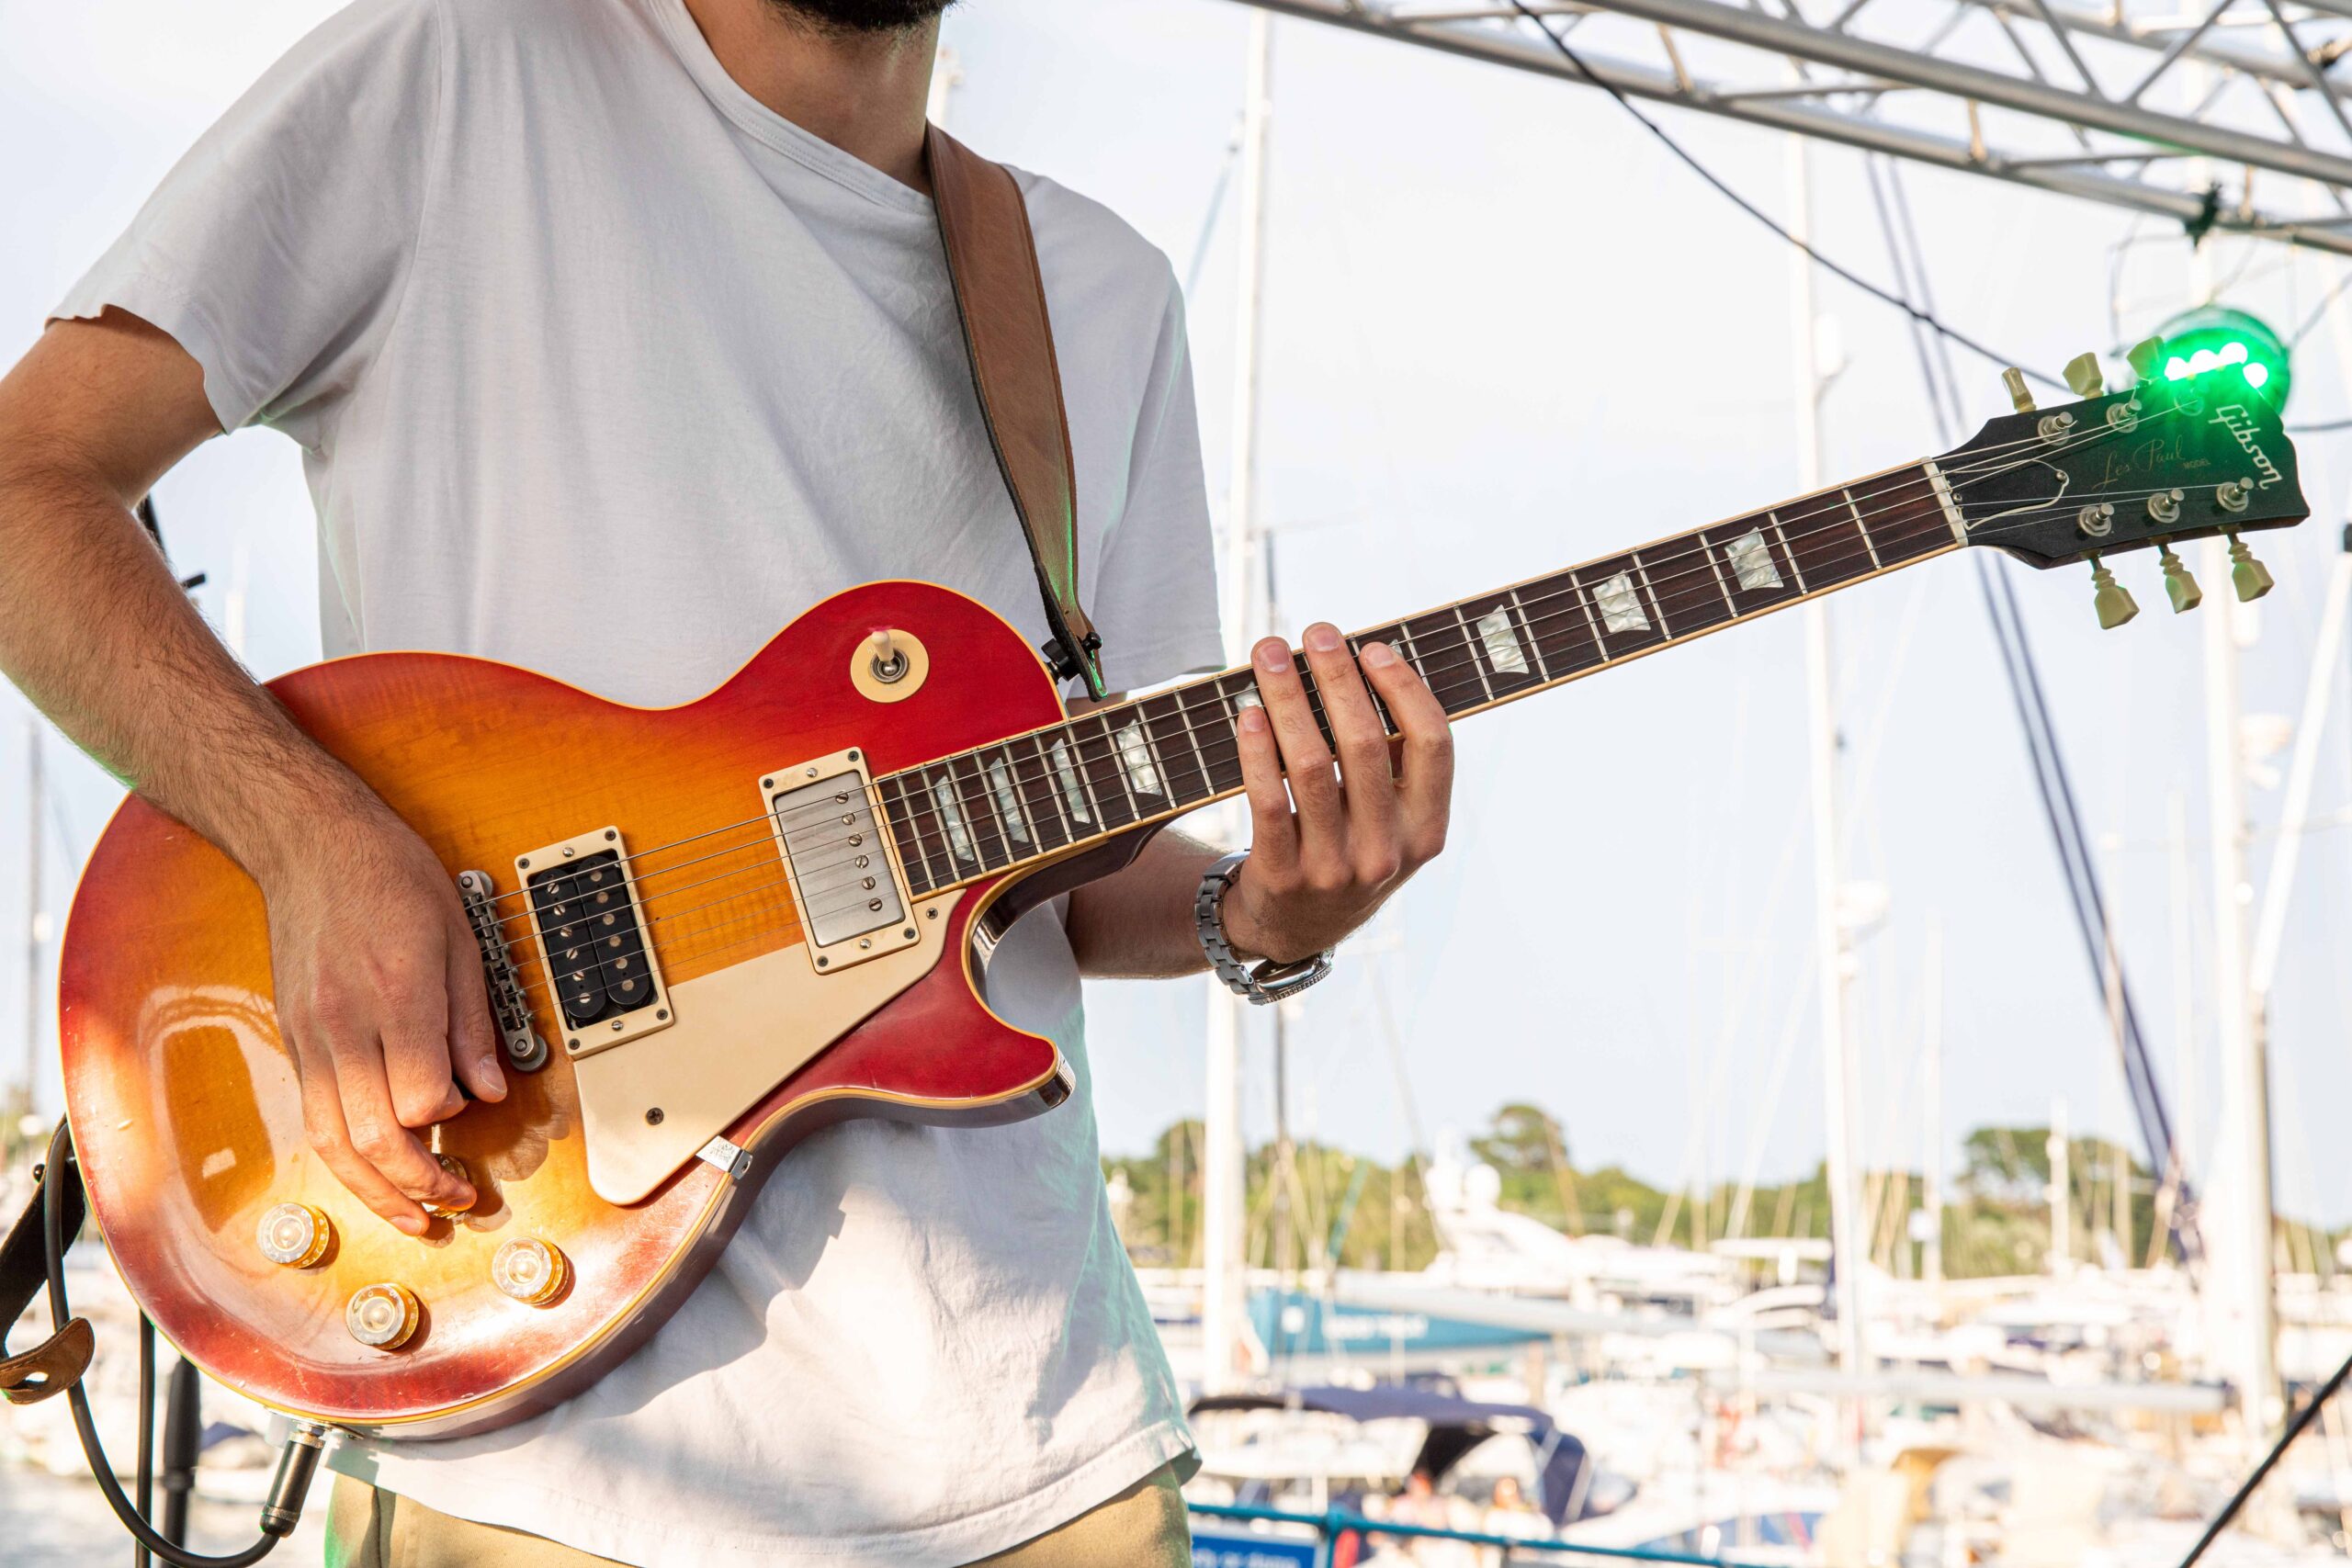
[55,358,2308,1437]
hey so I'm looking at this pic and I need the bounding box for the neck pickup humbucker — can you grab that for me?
[762,749,927,975]
[515,828,673,1060]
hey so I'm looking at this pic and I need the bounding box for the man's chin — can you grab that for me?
[765,0,955,32]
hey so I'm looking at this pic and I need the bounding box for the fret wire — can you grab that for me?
[1699,530,1739,615]
[880,776,931,897]
[1632,551,1672,639]
[1168,673,1248,785]
[1845,489,1883,570]
[984,746,1036,852]
[1021,731,1074,850]
[1566,572,1610,660]
[1767,513,1808,593]
[1131,708,1176,814]
[1504,594,1551,683]
[1450,605,1498,705]
[1080,713,1136,827]
[954,751,1008,871]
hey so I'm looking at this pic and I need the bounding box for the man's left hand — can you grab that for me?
[1222,622,1455,964]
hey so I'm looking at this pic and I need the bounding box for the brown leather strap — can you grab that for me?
[0,1136,94,1405]
[925,124,1107,699]
[1,1316,92,1406]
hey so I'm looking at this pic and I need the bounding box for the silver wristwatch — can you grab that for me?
[1194,851,1335,1006]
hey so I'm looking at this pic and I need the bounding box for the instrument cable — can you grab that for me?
[41,1121,323,1568]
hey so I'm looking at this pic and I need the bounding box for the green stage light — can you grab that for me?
[2151,304,2290,407]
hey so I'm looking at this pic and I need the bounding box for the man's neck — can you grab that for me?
[682,0,938,193]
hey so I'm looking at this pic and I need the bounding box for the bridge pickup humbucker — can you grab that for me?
[763,749,924,975]
[515,828,673,1060]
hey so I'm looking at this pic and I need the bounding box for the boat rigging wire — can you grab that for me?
[1498,0,2064,389]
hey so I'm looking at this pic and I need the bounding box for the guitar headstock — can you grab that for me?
[1937,343,2311,625]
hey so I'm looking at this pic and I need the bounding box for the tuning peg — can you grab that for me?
[2091,556,2139,629]
[2126,336,2165,382]
[2228,535,2276,602]
[2158,545,2202,614]
[2064,353,2107,399]
[2002,367,2036,412]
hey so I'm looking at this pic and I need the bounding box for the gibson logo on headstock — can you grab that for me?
[2211,404,2284,490]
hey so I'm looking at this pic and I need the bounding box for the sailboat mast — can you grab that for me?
[1202,7,1275,1397]
[1789,131,1868,1451]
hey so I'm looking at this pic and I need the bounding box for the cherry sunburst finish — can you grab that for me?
[55,365,2312,1438]
[61,583,1084,1437]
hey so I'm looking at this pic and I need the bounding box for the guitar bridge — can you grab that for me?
[456,871,547,1071]
[515,829,673,1059]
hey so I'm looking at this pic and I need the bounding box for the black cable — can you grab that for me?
[2288,413,2352,433]
[1499,0,2064,389]
[138,1315,155,1568]
[42,1123,288,1568]
[2177,1345,2352,1567]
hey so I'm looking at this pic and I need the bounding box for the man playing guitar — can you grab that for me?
[0,1,1453,1562]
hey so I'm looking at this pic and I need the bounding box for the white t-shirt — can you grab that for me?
[54,2,1224,1563]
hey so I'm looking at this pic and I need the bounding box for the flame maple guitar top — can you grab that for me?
[57,582,1086,1438]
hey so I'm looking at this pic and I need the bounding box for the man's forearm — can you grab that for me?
[1064,830,1222,979]
[0,318,384,881]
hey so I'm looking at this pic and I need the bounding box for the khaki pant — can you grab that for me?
[325,1463,1191,1567]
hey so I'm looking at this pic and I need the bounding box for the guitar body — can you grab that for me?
[57,581,1103,1438]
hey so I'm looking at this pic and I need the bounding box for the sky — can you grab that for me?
[3,0,2349,1228]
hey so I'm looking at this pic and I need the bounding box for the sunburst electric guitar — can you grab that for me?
[56,360,2307,1437]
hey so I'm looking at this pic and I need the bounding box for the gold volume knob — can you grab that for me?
[490,1238,570,1305]
[422,1155,474,1219]
[255,1202,332,1269]
[345,1283,421,1349]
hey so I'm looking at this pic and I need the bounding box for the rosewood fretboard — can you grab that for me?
[878,460,1961,896]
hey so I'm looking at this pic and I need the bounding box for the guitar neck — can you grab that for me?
[878,457,1964,897]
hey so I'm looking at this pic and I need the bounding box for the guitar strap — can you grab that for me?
[0,1132,93,1404]
[0,132,1109,1405]
[924,124,1109,701]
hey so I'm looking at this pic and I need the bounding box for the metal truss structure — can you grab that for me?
[1234,0,2352,255]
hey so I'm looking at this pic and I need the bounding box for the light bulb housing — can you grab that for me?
[2148,305,2290,409]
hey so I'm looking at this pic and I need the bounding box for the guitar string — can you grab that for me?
[628,468,2224,943]
[488,457,2263,1015]
[871,467,2221,881]
[862,479,2235,914]
[487,442,2224,950]
[705,400,2228,893]
[446,405,2151,922]
[474,397,2229,943]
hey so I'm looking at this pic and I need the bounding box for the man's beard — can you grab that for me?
[765,0,954,32]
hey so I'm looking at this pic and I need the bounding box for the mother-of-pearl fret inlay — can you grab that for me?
[1114,720,1164,796]
[1593,571,1649,633]
[930,776,977,863]
[987,758,1030,843]
[1724,527,1781,591]
[1047,737,1093,824]
[1473,608,1528,674]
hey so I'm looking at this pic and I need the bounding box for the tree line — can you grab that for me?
[1104,1100,2346,1279]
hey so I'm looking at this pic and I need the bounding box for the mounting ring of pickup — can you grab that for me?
[514,827,674,1060]
[762,749,931,974]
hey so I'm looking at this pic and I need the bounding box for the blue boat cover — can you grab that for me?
[1187,1383,1592,1526]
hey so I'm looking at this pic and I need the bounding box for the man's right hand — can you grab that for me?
[0,312,511,1236]
[255,798,508,1235]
